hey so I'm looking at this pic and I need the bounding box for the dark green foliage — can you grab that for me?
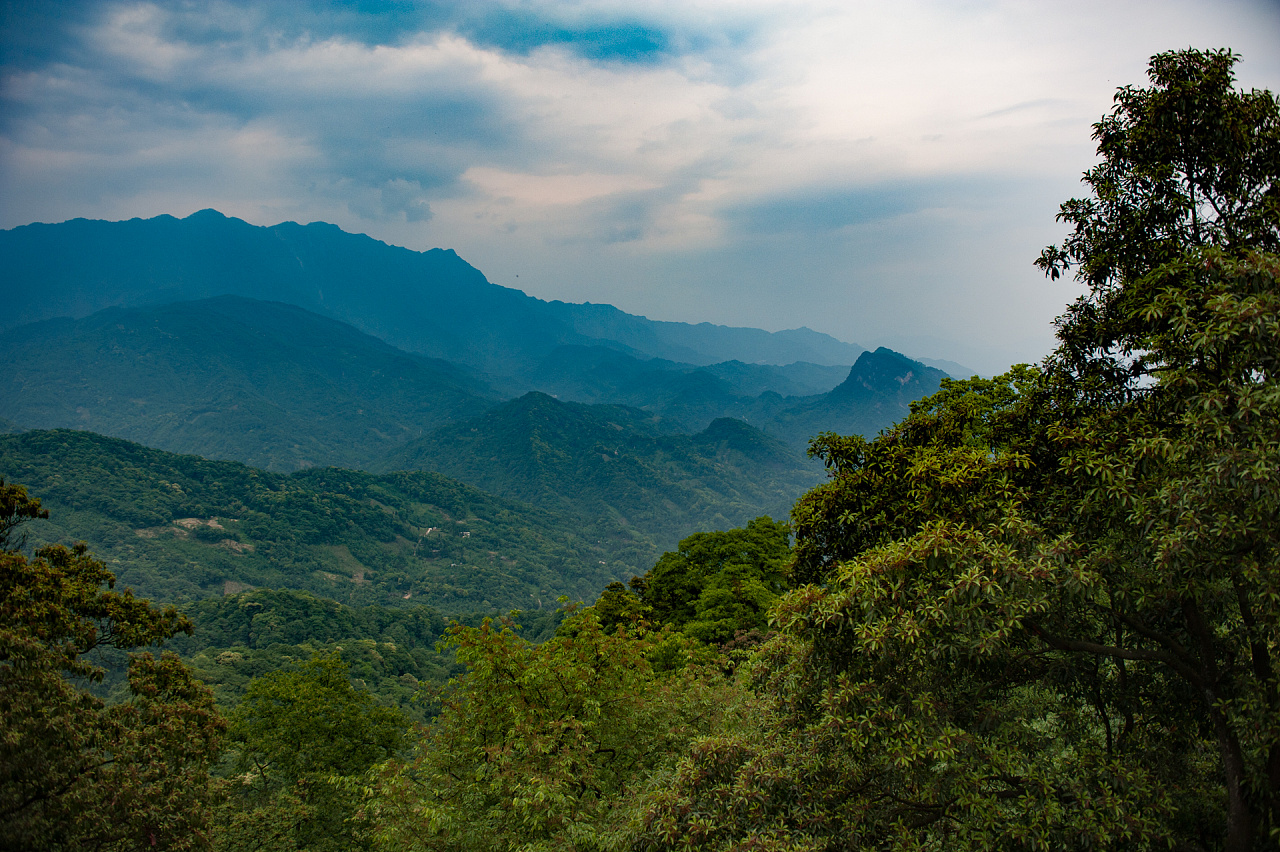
[0,296,497,473]
[1038,47,1280,385]
[591,581,654,634]
[0,477,47,551]
[217,654,410,852]
[634,48,1280,852]
[790,366,1045,586]
[166,589,458,721]
[1,534,225,851]
[635,516,791,644]
[0,429,621,613]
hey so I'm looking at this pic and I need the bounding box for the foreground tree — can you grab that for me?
[634,517,791,644]
[364,609,736,852]
[216,653,410,852]
[637,49,1279,851]
[0,494,225,850]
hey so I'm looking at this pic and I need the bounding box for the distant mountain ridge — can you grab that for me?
[1,296,949,469]
[377,391,821,554]
[0,296,497,471]
[0,210,864,378]
[518,343,950,446]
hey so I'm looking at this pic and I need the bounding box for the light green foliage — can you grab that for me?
[634,49,1280,852]
[363,609,737,852]
[216,653,410,852]
[0,526,225,850]
[635,516,791,644]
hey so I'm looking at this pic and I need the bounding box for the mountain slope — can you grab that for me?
[377,392,822,553]
[773,347,951,440]
[520,346,951,449]
[0,429,625,612]
[523,345,849,409]
[0,296,497,472]
[0,210,863,376]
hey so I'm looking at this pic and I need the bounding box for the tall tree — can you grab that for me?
[0,500,225,850]
[365,610,735,852]
[634,516,792,644]
[216,653,410,852]
[637,48,1280,852]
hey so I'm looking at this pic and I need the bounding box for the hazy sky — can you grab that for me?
[3,1,1278,374]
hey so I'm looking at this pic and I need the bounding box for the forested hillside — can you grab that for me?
[378,391,820,550]
[0,292,947,460]
[0,297,498,471]
[0,429,625,611]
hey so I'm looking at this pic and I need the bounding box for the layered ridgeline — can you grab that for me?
[0,296,497,472]
[0,209,866,380]
[538,344,953,443]
[0,295,948,468]
[0,421,813,608]
[378,391,821,548]
[0,429,623,613]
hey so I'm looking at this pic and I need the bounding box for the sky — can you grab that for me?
[2,1,1278,375]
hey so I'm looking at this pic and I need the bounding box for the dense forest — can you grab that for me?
[2,49,1278,851]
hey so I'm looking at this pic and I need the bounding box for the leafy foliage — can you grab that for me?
[168,589,461,721]
[363,609,735,852]
[632,516,792,644]
[635,48,1280,852]
[0,534,225,850]
[215,654,410,852]
[4,45,1276,852]
[0,476,47,551]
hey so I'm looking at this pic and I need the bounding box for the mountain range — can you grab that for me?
[0,296,497,472]
[0,209,867,380]
[1,209,955,611]
[0,429,618,613]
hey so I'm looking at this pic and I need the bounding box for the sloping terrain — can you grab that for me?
[0,296,497,471]
[769,347,951,442]
[0,210,863,378]
[377,392,822,553]
[0,429,626,613]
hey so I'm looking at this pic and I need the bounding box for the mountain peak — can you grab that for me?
[186,208,229,221]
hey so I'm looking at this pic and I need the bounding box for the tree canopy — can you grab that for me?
[364,609,735,852]
[215,653,410,852]
[636,47,1280,852]
[0,521,225,849]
